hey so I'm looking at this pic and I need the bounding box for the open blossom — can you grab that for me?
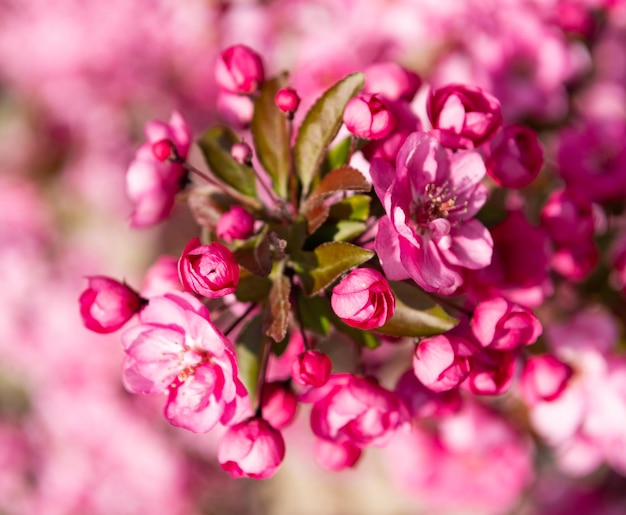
[343,94,396,140]
[218,417,285,479]
[121,292,249,433]
[178,238,239,298]
[79,276,145,333]
[214,44,265,95]
[126,111,192,228]
[428,84,503,150]
[372,132,493,295]
[331,268,395,330]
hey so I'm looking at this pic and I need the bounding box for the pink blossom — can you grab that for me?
[331,268,395,330]
[214,44,265,95]
[309,374,409,448]
[428,84,502,150]
[541,189,596,246]
[126,112,192,228]
[218,417,285,479]
[363,62,421,102]
[216,206,255,243]
[520,354,573,406]
[141,255,182,298]
[471,297,542,350]
[274,87,301,113]
[486,125,543,189]
[178,238,240,298]
[467,348,517,395]
[313,439,362,471]
[413,335,475,392]
[121,292,249,432]
[216,91,254,128]
[372,132,493,295]
[260,382,298,430]
[230,142,253,166]
[395,369,462,418]
[292,350,332,387]
[343,94,396,140]
[79,276,145,334]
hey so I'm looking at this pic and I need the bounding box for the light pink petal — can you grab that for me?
[375,217,410,281]
[413,336,455,387]
[471,297,509,348]
[437,94,465,132]
[442,219,493,270]
[448,150,487,199]
[400,237,462,295]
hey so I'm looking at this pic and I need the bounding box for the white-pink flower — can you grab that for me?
[121,292,250,433]
[372,132,493,295]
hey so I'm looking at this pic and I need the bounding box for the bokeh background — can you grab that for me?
[2,0,626,514]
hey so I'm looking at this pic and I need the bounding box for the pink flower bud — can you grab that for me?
[216,205,255,243]
[413,335,474,392]
[541,189,595,247]
[520,354,573,406]
[314,439,361,471]
[151,139,175,162]
[79,276,145,333]
[261,382,298,429]
[343,94,396,140]
[230,142,253,166]
[214,44,265,95]
[486,125,543,189]
[218,417,285,479]
[428,84,502,150]
[364,62,422,102]
[217,91,254,128]
[274,87,301,113]
[471,297,542,350]
[331,268,395,330]
[177,238,239,298]
[468,349,517,395]
[292,350,332,387]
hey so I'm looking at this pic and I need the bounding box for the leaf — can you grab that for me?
[235,270,272,302]
[325,136,352,171]
[295,72,365,196]
[310,166,371,198]
[328,195,371,221]
[264,274,291,342]
[296,291,332,336]
[233,228,272,277]
[302,198,330,235]
[291,241,374,296]
[312,220,367,243]
[376,281,458,337]
[235,315,264,400]
[251,74,291,198]
[197,126,258,197]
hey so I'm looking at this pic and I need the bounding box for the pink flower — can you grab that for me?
[292,350,332,387]
[520,354,573,406]
[428,84,502,150]
[178,238,240,298]
[486,125,543,189]
[214,44,265,95]
[363,62,421,102]
[230,142,253,166]
[79,276,145,334]
[314,439,362,471]
[218,417,285,479]
[467,349,517,395]
[413,335,475,392]
[372,132,493,295]
[121,292,249,433]
[471,297,542,350]
[331,268,395,330]
[260,382,298,430]
[395,370,462,418]
[309,374,409,448]
[274,87,301,114]
[140,255,182,298]
[216,206,255,243]
[343,94,396,140]
[541,189,596,247]
[216,91,254,128]
[126,112,192,228]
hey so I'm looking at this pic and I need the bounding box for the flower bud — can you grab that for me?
[331,268,395,330]
[428,83,502,149]
[274,87,301,114]
[292,350,332,387]
[486,125,543,189]
[177,238,239,298]
[343,94,396,140]
[218,417,285,479]
[215,44,265,95]
[217,205,255,243]
[520,354,573,406]
[261,382,298,429]
[230,142,253,166]
[314,439,361,471]
[151,139,175,162]
[413,335,473,392]
[541,189,595,246]
[79,276,145,333]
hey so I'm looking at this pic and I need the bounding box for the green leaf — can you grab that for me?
[251,74,291,198]
[296,291,332,335]
[325,136,352,171]
[235,271,272,302]
[235,315,264,400]
[264,274,291,342]
[376,281,458,337]
[294,72,365,196]
[197,126,258,197]
[312,220,367,243]
[291,241,374,296]
[233,228,272,277]
[328,195,371,221]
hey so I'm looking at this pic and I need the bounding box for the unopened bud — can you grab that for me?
[274,87,301,114]
[231,142,253,166]
[151,139,175,162]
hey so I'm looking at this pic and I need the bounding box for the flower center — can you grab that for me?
[413,182,465,226]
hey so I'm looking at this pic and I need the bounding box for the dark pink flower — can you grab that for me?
[178,238,239,298]
[520,355,573,406]
[79,276,145,334]
[274,87,301,114]
[292,350,332,387]
[467,349,517,396]
[331,268,395,330]
[471,297,542,350]
[214,44,264,95]
[541,189,595,247]
[413,335,475,392]
[428,84,502,150]
[218,417,285,479]
[486,125,543,189]
[364,62,421,102]
[314,439,362,471]
[343,94,396,140]
[310,374,409,448]
[260,382,298,430]
[121,292,250,432]
[372,132,493,295]
[126,111,192,228]
[395,370,462,418]
[216,206,255,243]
